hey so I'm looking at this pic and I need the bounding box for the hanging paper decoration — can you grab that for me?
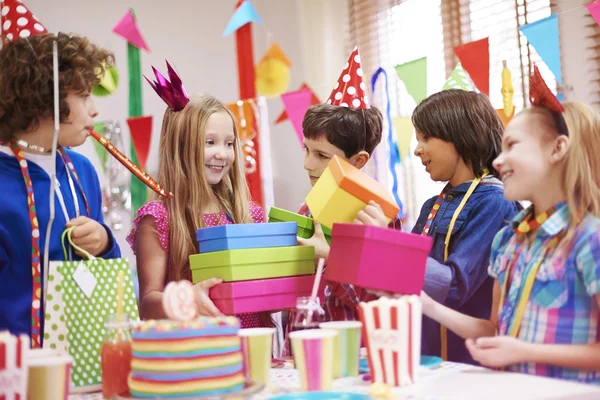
[394,57,427,105]
[371,67,404,219]
[275,83,321,124]
[280,88,312,147]
[112,9,150,52]
[392,116,414,162]
[327,46,369,109]
[519,14,562,85]
[113,8,147,214]
[454,38,490,95]
[227,98,264,206]
[587,1,600,27]
[93,122,108,171]
[127,116,153,172]
[442,62,473,91]
[0,0,47,41]
[259,42,292,67]
[223,0,262,37]
[255,58,291,97]
[92,65,119,97]
[496,60,515,127]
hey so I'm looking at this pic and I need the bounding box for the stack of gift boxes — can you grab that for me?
[189,221,324,315]
[269,155,433,387]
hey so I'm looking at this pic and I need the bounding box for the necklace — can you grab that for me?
[16,139,52,154]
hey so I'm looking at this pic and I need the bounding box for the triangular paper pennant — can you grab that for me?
[280,88,312,147]
[127,116,153,171]
[0,0,47,41]
[223,0,263,37]
[326,46,369,109]
[392,116,414,162]
[394,57,427,105]
[442,62,473,91]
[519,14,562,85]
[112,9,150,52]
[92,122,108,171]
[454,38,490,95]
[92,65,119,97]
[259,42,292,67]
[587,1,600,27]
[275,83,321,124]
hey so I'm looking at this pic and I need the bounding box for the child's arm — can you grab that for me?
[422,280,499,339]
[135,216,223,319]
[297,221,330,260]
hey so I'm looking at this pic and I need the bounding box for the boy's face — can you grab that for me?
[58,91,98,148]
[303,136,368,186]
[303,136,347,186]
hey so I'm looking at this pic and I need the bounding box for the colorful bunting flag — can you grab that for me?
[519,14,562,85]
[443,63,473,91]
[586,1,600,27]
[127,116,153,172]
[394,57,428,105]
[223,0,262,37]
[275,83,321,124]
[280,88,313,147]
[392,117,414,162]
[454,38,490,95]
[112,9,150,52]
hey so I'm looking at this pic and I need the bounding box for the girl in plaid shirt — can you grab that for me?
[420,67,600,384]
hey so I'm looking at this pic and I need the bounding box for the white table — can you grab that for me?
[69,362,600,400]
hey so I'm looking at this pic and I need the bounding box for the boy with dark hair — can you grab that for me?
[0,28,120,345]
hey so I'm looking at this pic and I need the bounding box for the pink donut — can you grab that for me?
[162,281,198,321]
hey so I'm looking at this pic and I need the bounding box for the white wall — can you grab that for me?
[21,0,348,262]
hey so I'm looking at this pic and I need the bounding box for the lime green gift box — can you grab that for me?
[268,207,331,244]
[189,246,316,283]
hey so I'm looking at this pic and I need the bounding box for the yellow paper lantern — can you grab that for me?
[255,58,290,97]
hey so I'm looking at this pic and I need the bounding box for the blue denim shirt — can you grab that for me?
[412,176,520,363]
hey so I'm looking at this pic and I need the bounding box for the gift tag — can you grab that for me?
[72,262,97,298]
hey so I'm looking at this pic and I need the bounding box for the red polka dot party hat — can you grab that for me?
[1,0,47,42]
[326,46,370,109]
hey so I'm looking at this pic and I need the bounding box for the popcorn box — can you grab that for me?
[267,207,331,244]
[305,156,400,230]
[326,224,431,295]
[358,296,422,387]
[190,246,315,283]
[209,275,325,314]
[196,222,297,254]
[0,331,29,400]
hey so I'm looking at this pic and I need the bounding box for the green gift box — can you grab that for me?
[189,246,315,283]
[268,207,331,244]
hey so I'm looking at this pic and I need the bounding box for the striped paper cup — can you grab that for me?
[239,328,274,385]
[27,353,73,400]
[319,321,362,377]
[289,329,338,391]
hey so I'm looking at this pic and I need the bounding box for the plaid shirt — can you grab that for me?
[489,202,600,384]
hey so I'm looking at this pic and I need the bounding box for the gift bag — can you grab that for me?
[43,227,139,389]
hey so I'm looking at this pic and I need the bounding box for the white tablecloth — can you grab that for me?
[69,362,600,400]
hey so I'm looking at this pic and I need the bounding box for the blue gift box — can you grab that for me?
[196,222,298,253]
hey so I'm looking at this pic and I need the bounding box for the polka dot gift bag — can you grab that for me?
[43,227,139,391]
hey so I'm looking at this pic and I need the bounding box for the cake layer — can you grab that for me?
[133,317,240,340]
[132,335,240,356]
[132,351,242,372]
[131,364,242,381]
[129,371,245,398]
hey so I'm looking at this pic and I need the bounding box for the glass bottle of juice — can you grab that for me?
[292,296,326,331]
[101,314,132,399]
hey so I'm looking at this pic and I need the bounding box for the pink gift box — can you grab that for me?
[326,224,432,295]
[209,276,326,315]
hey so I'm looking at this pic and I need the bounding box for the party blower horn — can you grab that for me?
[90,130,173,198]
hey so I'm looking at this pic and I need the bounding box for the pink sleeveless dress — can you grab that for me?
[127,201,266,328]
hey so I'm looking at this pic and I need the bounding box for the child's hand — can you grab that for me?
[66,216,109,257]
[355,201,388,228]
[193,278,224,317]
[297,222,330,260]
[420,290,435,316]
[465,336,530,368]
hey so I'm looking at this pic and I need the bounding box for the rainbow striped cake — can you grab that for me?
[128,317,245,398]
